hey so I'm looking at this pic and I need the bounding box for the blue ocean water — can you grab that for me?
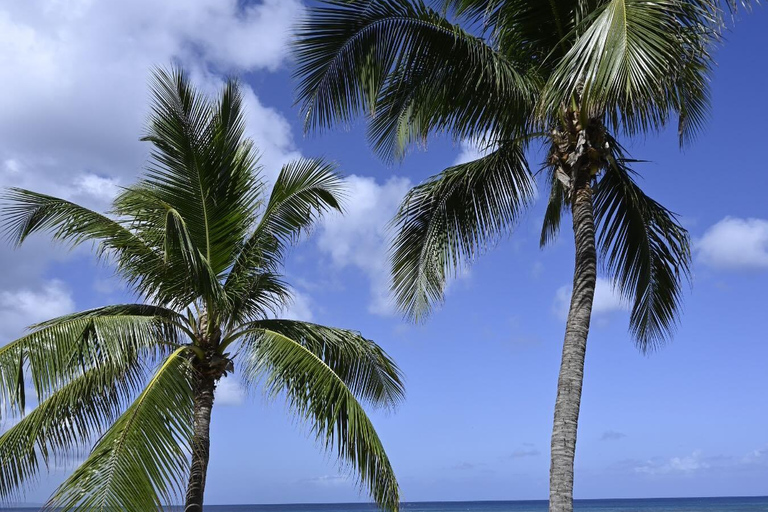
[4,498,767,512]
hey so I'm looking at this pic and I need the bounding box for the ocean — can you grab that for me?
[5,498,768,512]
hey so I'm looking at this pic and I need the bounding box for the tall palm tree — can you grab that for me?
[293,1,749,510]
[0,68,403,512]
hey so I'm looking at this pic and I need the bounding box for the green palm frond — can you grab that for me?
[224,158,344,324]
[593,140,691,351]
[391,140,535,320]
[45,347,194,512]
[224,271,292,330]
[237,319,404,409]
[0,305,180,418]
[0,189,169,295]
[0,357,145,501]
[540,0,719,142]
[294,0,535,154]
[228,158,343,274]
[242,329,401,512]
[139,67,261,277]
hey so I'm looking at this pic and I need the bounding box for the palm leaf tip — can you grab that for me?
[240,321,403,511]
[390,141,535,321]
[594,143,691,353]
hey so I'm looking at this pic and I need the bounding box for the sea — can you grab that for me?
[5,498,768,512]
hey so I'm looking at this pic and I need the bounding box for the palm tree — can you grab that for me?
[293,1,749,510]
[0,67,403,512]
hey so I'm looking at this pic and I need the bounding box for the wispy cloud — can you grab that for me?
[601,430,627,441]
[299,475,350,487]
[508,448,540,459]
[614,446,768,477]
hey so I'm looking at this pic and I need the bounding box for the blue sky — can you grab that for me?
[0,0,766,506]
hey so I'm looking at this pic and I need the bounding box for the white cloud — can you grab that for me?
[72,173,121,202]
[696,217,768,270]
[0,280,75,341]
[553,277,627,321]
[0,0,303,190]
[454,138,493,165]
[280,289,314,322]
[215,376,246,407]
[622,446,768,477]
[316,175,413,315]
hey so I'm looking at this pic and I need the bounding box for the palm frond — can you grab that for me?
[0,189,170,295]
[593,139,691,351]
[139,67,261,277]
[224,272,292,330]
[0,357,145,502]
[44,347,194,512]
[294,0,536,156]
[0,305,181,417]
[224,159,344,324]
[238,319,404,409]
[391,140,535,320]
[242,329,400,512]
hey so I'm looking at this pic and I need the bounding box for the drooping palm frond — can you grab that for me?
[391,140,535,320]
[294,0,536,159]
[241,328,401,512]
[236,319,404,409]
[0,305,181,418]
[44,347,194,512]
[0,356,145,501]
[539,158,570,247]
[0,189,171,296]
[593,140,691,352]
[540,0,720,143]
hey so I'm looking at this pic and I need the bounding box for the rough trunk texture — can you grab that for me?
[184,366,217,511]
[549,167,598,512]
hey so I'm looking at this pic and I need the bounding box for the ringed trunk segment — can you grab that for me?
[184,314,232,512]
[184,368,217,512]
[548,114,601,512]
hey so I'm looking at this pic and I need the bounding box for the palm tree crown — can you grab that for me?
[0,68,404,512]
[294,0,751,347]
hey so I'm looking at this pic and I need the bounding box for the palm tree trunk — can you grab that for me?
[549,169,597,512]
[185,370,216,512]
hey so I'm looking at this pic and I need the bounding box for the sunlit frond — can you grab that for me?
[139,67,261,279]
[224,159,344,324]
[242,328,401,512]
[0,357,145,502]
[540,0,720,143]
[0,305,180,418]
[45,348,193,512]
[238,319,404,409]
